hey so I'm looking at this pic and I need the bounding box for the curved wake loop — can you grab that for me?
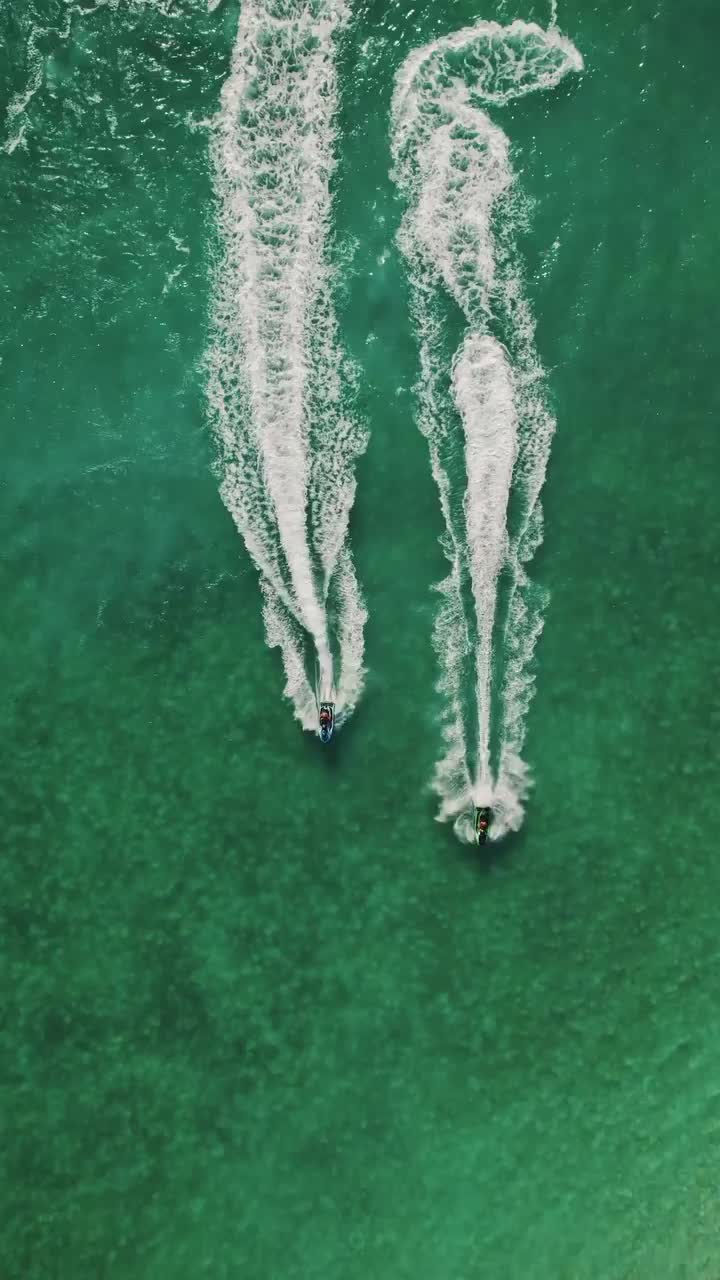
[207,0,367,733]
[391,21,582,840]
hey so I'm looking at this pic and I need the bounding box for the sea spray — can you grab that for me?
[391,20,582,839]
[207,0,368,731]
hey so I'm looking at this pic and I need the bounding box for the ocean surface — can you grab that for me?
[2,1,719,1276]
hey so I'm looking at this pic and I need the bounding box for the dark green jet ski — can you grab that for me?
[475,806,491,845]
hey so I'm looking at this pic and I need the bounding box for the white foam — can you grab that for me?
[262,584,317,731]
[3,13,71,155]
[391,20,582,840]
[333,547,368,721]
[207,0,368,731]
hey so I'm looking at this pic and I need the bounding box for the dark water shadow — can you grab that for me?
[447,821,528,881]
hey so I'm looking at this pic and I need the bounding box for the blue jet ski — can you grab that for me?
[318,702,334,744]
[475,806,491,846]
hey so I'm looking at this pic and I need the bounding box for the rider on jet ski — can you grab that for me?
[475,806,491,846]
[318,702,334,744]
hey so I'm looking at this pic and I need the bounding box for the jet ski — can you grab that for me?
[318,702,334,744]
[474,806,491,846]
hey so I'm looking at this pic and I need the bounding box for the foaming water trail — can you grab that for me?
[456,335,518,793]
[3,27,45,155]
[207,0,367,732]
[391,20,582,839]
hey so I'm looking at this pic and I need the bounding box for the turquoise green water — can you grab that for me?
[3,1,720,1276]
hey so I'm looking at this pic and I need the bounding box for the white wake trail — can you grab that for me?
[207,0,367,731]
[391,20,582,839]
[456,335,518,795]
